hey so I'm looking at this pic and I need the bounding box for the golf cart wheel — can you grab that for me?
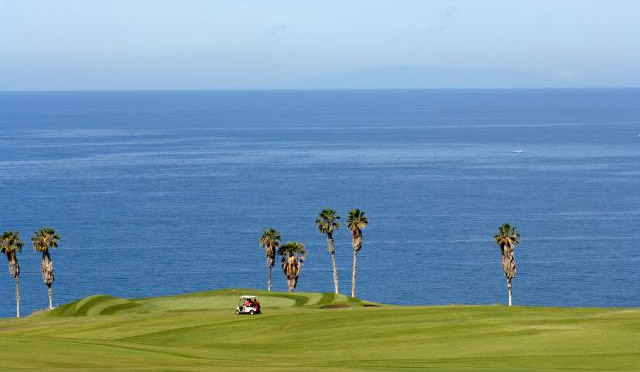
[235,309,240,315]
[249,310,255,315]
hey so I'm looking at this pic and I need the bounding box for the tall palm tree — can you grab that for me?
[494,223,521,307]
[347,209,368,298]
[316,209,341,294]
[259,228,281,291]
[31,227,60,310]
[277,242,306,293]
[1,231,24,317]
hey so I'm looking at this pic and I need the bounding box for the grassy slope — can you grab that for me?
[0,289,639,371]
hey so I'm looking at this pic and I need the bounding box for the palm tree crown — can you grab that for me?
[1,231,24,278]
[278,241,306,261]
[316,209,340,239]
[278,241,307,292]
[494,223,520,250]
[1,231,24,255]
[347,209,368,251]
[31,227,60,256]
[259,228,281,266]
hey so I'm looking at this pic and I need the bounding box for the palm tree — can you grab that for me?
[494,223,521,306]
[31,227,60,310]
[347,209,368,298]
[316,209,341,294]
[259,228,281,291]
[1,231,24,317]
[277,242,306,292]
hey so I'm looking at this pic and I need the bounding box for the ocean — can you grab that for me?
[0,89,639,317]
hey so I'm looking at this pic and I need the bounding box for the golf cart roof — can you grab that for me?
[240,295,257,299]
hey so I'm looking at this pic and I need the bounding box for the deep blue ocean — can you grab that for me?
[0,89,639,317]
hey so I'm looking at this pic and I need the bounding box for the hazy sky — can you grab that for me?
[1,0,639,90]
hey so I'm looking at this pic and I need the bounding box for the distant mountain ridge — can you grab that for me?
[296,66,564,89]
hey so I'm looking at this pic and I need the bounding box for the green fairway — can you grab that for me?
[0,289,639,371]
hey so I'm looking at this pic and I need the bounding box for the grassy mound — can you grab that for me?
[52,289,375,317]
[0,289,638,371]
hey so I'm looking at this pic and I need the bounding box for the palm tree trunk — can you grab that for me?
[326,237,339,294]
[507,279,513,307]
[351,250,357,298]
[268,266,272,291]
[330,251,339,294]
[15,278,20,318]
[48,284,53,309]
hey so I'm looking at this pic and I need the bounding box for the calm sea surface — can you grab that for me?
[0,89,639,317]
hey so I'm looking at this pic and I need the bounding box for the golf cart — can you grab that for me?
[235,295,261,315]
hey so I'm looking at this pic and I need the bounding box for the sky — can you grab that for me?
[1,0,639,90]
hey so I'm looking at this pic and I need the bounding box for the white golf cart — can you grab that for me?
[235,295,261,315]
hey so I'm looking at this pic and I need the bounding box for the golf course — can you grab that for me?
[0,289,638,371]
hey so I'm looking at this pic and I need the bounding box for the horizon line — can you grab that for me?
[2,86,640,93]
